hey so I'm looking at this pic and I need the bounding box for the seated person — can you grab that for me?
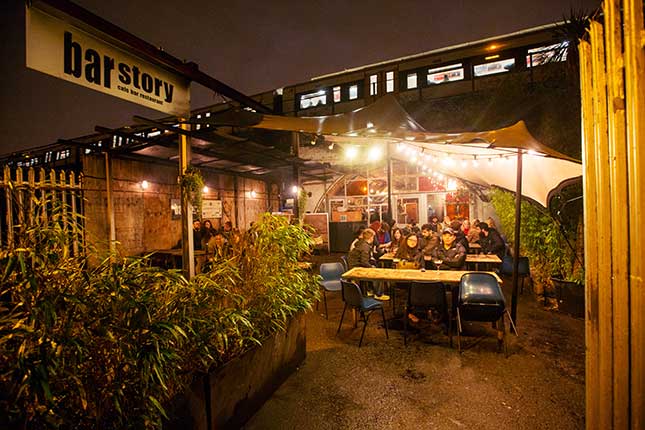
[375,223,392,255]
[431,228,467,270]
[479,222,506,258]
[348,228,376,268]
[348,229,389,300]
[419,223,439,268]
[394,233,423,269]
[467,220,482,244]
[389,227,403,254]
[450,220,470,254]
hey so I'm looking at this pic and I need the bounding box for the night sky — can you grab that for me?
[0,0,601,155]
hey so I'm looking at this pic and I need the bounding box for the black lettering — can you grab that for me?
[84,49,101,85]
[103,55,115,88]
[63,32,82,78]
[163,82,174,103]
[141,73,153,93]
[154,77,163,96]
[118,63,131,85]
[132,66,141,89]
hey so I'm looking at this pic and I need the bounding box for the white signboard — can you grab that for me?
[202,199,222,219]
[26,6,190,116]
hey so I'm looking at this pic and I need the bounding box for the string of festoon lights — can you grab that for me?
[394,142,541,171]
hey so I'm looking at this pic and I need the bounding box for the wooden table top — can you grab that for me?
[342,267,502,284]
[465,254,501,264]
[379,252,501,264]
[469,243,482,249]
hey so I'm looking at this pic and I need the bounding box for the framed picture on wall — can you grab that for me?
[171,198,181,220]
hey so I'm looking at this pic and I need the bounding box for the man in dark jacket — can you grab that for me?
[420,223,440,269]
[450,220,470,254]
[432,228,467,270]
[479,222,506,258]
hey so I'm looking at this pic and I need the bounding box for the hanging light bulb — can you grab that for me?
[472,156,479,167]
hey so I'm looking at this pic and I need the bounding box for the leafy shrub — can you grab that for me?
[489,188,581,290]
[0,211,318,429]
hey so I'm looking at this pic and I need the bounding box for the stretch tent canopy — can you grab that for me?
[198,95,582,207]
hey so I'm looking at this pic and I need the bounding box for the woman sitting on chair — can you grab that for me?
[394,233,423,269]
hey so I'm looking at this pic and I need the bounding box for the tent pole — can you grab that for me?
[179,120,195,280]
[387,144,393,222]
[510,150,523,326]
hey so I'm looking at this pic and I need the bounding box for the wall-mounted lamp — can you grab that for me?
[140,180,149,190]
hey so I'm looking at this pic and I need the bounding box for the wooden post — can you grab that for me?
[4,166,14,248]
[605,1,630,427]
[104,152,116,255]
[179,121,195,279]
[579,39,600,430]
[69,172,79,256]
[624,0,645,428]
[590,21,614,430]
[510,149,522,325]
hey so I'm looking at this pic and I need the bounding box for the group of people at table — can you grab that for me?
[346,216,507,302]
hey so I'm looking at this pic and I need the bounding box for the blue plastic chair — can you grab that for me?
[457,273,517,354]
[500,256,533,294]
[319,262,345,319]
[337,280,389,347]
[340,255,349,271]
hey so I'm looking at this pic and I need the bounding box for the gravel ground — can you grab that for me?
[245,257,585,430]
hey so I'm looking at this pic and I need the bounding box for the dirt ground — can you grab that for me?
[245,255,585,430]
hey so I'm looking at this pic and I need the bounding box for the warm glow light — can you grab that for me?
[405,136,416,141]
[472,156,479,167]
[345,146,359,160]
[485,54,500,60]
[447,179,458,191]
[292,185,299,194]
[461,159,468,167]
[527,149,545,157]
[250,190,258,198]
[141,180,149,190]
[366,121,374,128]
[487,44,499,51]
[396,143,404,152]
[203,185,209,193]
[328,142,335,150]
[367,146,382,161]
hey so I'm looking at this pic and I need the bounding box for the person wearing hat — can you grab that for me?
[431,227,467,270]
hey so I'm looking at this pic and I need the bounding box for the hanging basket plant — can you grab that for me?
[180,167,204,217]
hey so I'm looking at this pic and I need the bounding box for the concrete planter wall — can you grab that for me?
[166,312,306,430]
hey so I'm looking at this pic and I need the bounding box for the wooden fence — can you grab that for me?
[579,0,644,428]
[1,165,84,254]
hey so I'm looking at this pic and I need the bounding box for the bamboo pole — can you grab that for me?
[16,168,25,233]
[590,20,614,430]
[579,38,599,430]
[60,170,69,259]
[104,152,116,255]
[69,172,79,256]
[624,0,645,428]
[604,1,630,427]
[39,168,47,226]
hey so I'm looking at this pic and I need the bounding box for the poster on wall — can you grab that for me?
[202,199,222,219]
[170,198,181,220]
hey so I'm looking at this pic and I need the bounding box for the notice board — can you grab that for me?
[303,213,329,253]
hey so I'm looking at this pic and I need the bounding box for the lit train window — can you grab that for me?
[474,58,515,77]
[526,42,569,67]
[427,63,464,84]
[299,90,327,109]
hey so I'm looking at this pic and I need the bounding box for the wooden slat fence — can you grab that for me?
[580,1,644,428]
[1,165,84,254]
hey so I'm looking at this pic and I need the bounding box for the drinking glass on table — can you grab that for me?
[433,258,443,273]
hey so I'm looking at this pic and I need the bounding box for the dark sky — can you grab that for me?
[0,0,601,155]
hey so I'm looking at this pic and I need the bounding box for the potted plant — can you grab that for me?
[551,268,584,318]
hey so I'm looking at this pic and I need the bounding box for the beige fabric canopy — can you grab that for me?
[201,95,582,207]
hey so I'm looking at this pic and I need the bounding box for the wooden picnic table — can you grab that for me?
[465,254,502,270]
[342,267,502,285]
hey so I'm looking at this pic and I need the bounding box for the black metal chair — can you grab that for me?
[456,273,517,354]
[340,254,349,271]
[404,282,451,346]
[337,280,389,347]
[500,256,533,294]
[318,262,344,319]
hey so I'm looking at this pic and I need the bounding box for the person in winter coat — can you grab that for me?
[479,222,506,258]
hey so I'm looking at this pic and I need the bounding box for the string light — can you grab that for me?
[202,185,209,193]
[140,180,149,190]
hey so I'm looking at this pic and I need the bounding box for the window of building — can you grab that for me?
[406,72,418,89]
[526,42,569,67]
[427,63,465,85]
[333,86,341,103]
[473,58,515,77]
[299,89,327,109]
[348,84,359,100]
[386,71,395,93]
[369,74,378,96]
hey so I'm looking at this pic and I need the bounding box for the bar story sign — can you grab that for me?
[25,6,190,116]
